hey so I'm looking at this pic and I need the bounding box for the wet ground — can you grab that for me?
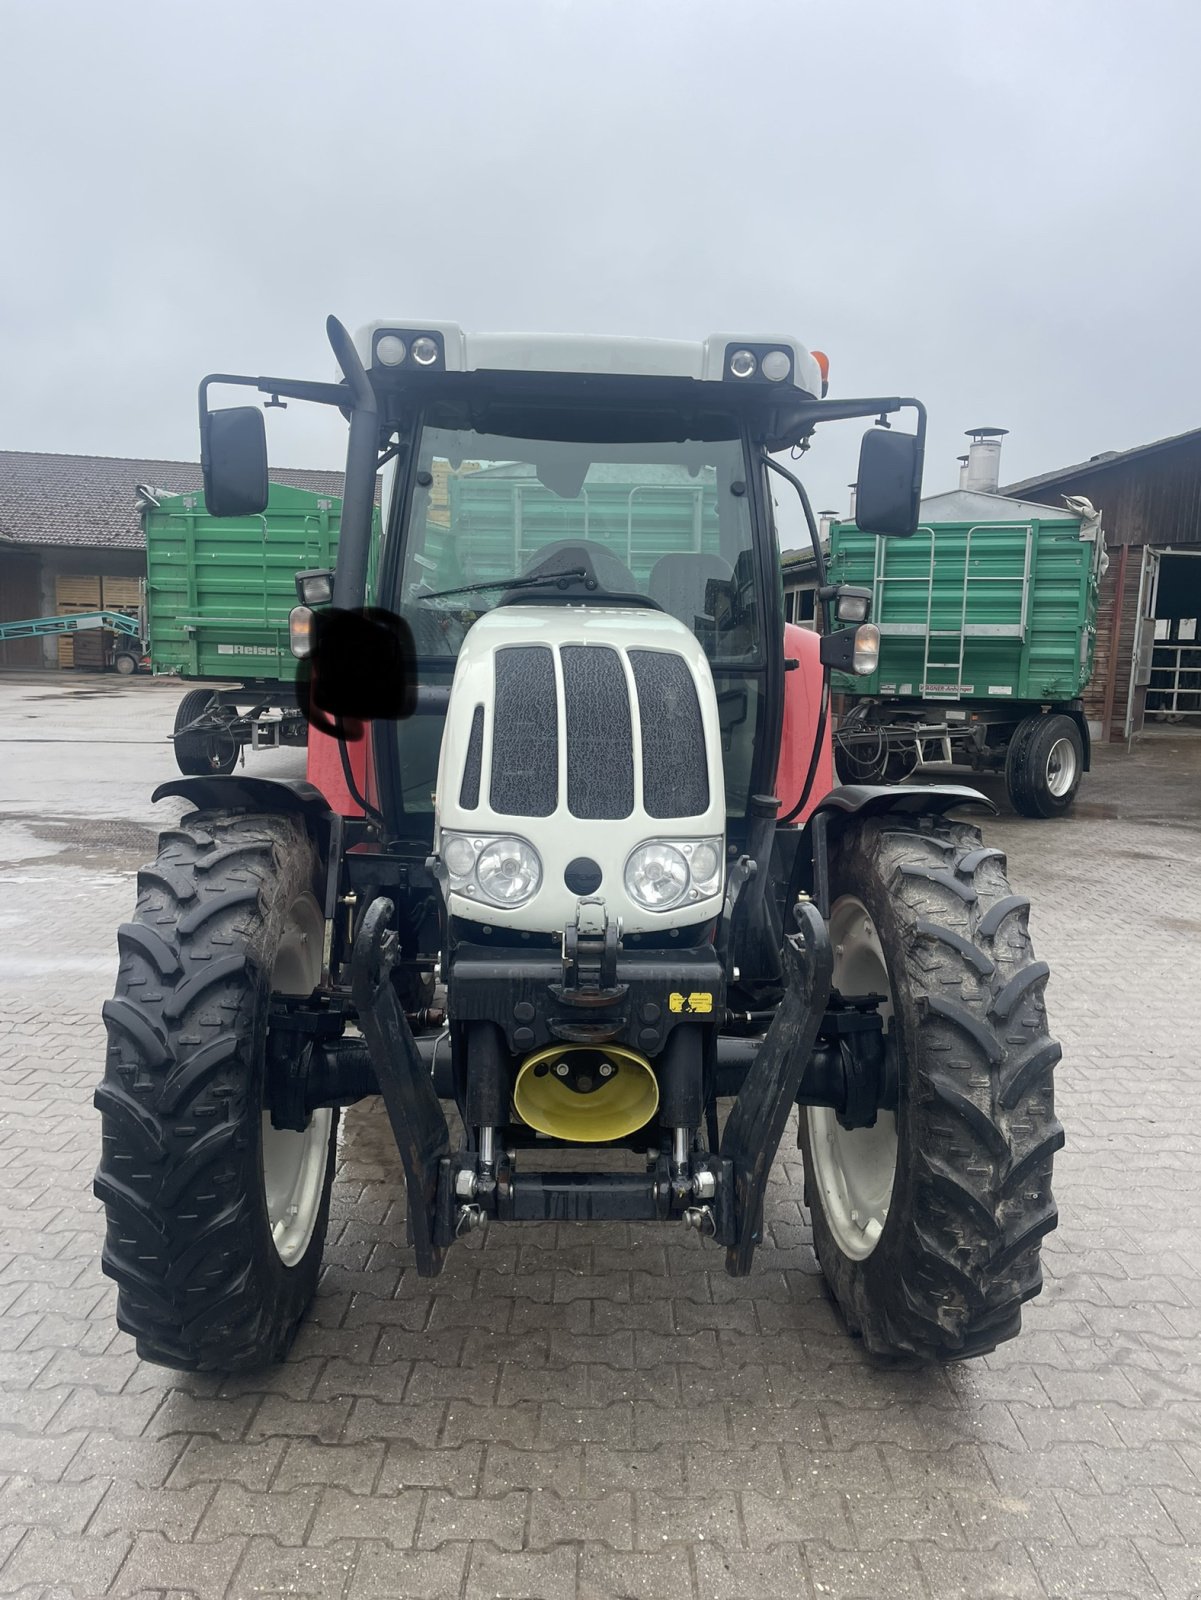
[1,670,1200,1599]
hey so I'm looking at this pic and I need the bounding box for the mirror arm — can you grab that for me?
[197,373,349,418]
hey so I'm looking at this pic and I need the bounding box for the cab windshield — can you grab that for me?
[398,427,762,665]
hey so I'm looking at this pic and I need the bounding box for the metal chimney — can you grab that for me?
[819,509,840,544]
[847,482,857,519]
[957,454,970,489]
[964,428,1008,494]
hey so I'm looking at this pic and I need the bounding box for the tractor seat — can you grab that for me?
[649,552,733,630]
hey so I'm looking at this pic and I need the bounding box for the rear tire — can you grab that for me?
[95,811,337,1370]
[174,688,239,777]
[799,816,1063,1360]
[1005,713,1083,818]
[114,651,138,676]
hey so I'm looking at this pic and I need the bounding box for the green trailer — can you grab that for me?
[827,488,1105,816]
[142,481,373,774]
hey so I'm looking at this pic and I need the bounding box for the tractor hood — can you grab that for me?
[433,605,726,935]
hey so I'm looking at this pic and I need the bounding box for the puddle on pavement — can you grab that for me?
[0,812,159,871]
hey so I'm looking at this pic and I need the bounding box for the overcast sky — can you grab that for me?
[3,0,1199,519]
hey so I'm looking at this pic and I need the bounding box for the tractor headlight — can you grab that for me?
[624,837,723,912]
[834,586,871,624]
[295,568,334,606]
[375,334,407,366]
[439,831,542,908]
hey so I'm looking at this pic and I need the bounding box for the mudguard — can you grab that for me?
[151,775,335,819]
[798,783,997,920]
[810,782,997,822]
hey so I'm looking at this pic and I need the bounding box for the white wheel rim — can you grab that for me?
[262,890,331,1267]
[806,896,898,1261]
[1045,736,1077,798]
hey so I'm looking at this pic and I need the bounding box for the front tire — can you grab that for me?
[799,816,1063,1360]
[95,812,337,1370]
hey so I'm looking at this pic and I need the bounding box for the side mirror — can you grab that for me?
[201,406,269,517]
[855,426,922,537]
[295,608,417,733]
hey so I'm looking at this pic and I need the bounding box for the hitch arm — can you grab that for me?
[719,898,833,1276]
[350,897,451,1276]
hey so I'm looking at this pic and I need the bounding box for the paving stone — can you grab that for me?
[1027,1537,1161,1597]
[484,1443,584,1494]
[0,1528,132,1595]
[464,1543,579,1599]
[349,1540,469,1599]
[273,1439,386,1495]
[166,1438,285,1492]
[917,1539,1048,1599]
[232,1535,357,1598]
[85,1480,214,1539]
[579,1545,695,1600]
[443,1401,540,1448]
[636,1489,742,1550]
[695,1543,813,1600]
[308,1483,423,1546]
[378,1441,485,1494]
[195,1482,320,1543]
[341,1396,448,1446]
[804,1539,928,1599]
[741,1486,853,1549]
[0,1474,109,1535]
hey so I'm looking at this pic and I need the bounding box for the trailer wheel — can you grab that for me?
[799,816,1062,1360]
[1005,714,1083,818]
[114,651,139,676]
[95,812,337,1370]
[173,688,238,776]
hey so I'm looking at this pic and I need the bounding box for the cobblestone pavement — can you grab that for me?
[1,670,1200,1599]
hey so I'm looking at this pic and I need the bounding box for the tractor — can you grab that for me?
[95,319,1062,1370]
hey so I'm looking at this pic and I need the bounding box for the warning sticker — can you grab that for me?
[669,992,713,1015]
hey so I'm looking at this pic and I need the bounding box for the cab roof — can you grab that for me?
[354,322,824,401]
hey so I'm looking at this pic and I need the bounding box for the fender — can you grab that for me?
[793,783,997,918]
[151,775,335,822]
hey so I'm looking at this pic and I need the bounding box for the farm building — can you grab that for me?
[1004,426,1201,738]
[0,451,347,670]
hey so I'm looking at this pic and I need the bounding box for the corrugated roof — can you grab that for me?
[0,450,349,551]
[1002,424,1201,497]
[917,488,1081,523]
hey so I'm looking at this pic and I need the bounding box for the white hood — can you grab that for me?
[434,605,726,934]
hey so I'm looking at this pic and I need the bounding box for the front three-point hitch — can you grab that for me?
[266,895,897,1277]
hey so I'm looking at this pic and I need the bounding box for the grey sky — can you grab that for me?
[3,0,1199,519]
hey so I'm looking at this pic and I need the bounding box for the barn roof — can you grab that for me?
[0,450,348,551]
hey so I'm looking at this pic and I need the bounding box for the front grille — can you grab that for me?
[629,649,709,818]
[491,646,558,817]
[460,705,485,808]
[562,645,634,820]
[481,639,708,822]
